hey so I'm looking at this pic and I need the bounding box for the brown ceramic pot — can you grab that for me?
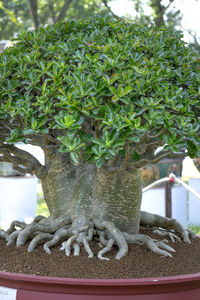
[0,270,200,300]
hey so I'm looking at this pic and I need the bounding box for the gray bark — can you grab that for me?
[1,151,193,258]
[27,0,39,29]
[41,155,142,234]
[56,0,73,22]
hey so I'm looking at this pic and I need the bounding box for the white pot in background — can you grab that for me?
[141,186,188,227]
[0,176,37,230]
[188,178,200,226]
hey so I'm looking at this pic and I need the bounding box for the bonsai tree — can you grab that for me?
[0,15,199,260]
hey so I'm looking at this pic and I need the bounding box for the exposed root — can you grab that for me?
[60,234,78,256]
[123,232,175,257]
[81,235,94,258]
[98,239,114,260]
[140,211,195,244]
[6,230,21,246]
[93,218,128,260]
[73,243,80,256]
[16,215,71,247]
[7,221,26,235]
[152,229,181,242]
[60,216,95,258]
[33,215,46,223]
[187,229,196,239]
[0,211,196,260]
[0,230,8,241]
[28,233,53,252]
[43,226,72,254]
[96,230,108,247]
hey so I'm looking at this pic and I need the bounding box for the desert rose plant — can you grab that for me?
[0,16,199,260]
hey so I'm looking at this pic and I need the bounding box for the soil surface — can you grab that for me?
[0,230,200,279]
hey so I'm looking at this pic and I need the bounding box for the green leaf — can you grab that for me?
[122,71,128,81]
[85,54,92,61]
[113,140,124,148]
[31,120,38,130]
[109,73,119,85]
[92,145,102,156]
[121,86,133,97]
[107,148,116,156]
[58,145,68,153]
[120,97,130,104]
[74,142,85,151]
[96,158,104,168]
[133,66,144,74]
[93,138,105,146]
[103,75,110,85]
[112,95,119,102]
[132,151,140,161]
[39,128,49,134]
[186,140,197,158]
[70,152,79,165]
[109,86,118,96]
[128,136,140,143]
[118,84,123,96]
[23,128,34,135]
[57,136,71,147]
[6,129,22,143]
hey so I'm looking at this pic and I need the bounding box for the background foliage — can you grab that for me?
[0,0,199,52]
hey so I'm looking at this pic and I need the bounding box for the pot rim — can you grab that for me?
[0,270,200,285]
[0,270,200,296]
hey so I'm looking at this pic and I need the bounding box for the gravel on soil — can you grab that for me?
[0,230,200,279]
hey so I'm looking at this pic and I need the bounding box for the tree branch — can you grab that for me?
[0,155,33,174]
[165,151,189,159]
[13,165,33,174]
[147,129,165,139]
[0,150,33,174]
[27,0,39,29]
[165,0,175,11]
[56,0,73,22]
[0,144,46,178]
[48,2,56,23]
[150,0,165,26]
[101,0,120,19]
[0,120,22,138]
[133,150,188,168]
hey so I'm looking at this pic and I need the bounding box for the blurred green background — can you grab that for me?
[0,0,200,51]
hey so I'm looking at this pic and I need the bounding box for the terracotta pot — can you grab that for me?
[0,271,200,300]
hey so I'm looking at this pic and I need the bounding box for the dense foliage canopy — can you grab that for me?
[0,15,200,167]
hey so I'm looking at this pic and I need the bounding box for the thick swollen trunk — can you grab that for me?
[1,154,193,259]
[41,157,142,234]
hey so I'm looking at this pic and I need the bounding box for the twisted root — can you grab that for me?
[0,211,195,260]
[140,211,195,243]
[123,233,175,257]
